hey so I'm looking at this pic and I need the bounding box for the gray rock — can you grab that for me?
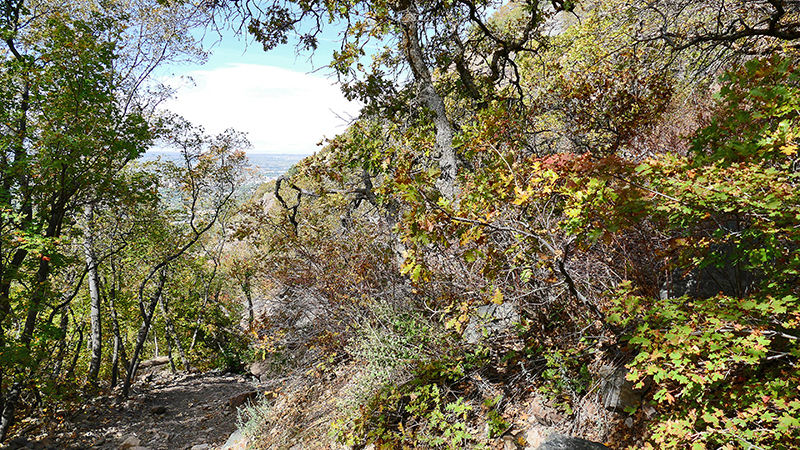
[220,430,247,450]
[660,242,757,300]
[138,356,169,369]
[229,391,258,409]
[533,433,608,450]
[6,437,28,450]
[119,436,140,450]
[150,405,167,414]
[463,302,520,344]
[600,366,650,413]
[248,360,270,380]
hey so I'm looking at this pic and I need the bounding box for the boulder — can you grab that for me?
[531,433,608,450]
[138,356,169,369]
[220,430,248,450]
[119,436,140,450]
[5,436,29,450]
[248,360,271,380]
[600,365,650,413]
[229,391,259,409]
[463,302,520,344]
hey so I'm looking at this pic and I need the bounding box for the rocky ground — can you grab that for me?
[1,369,258,450]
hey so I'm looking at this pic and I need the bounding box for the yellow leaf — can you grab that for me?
[491,288,504,305]
[780,144,797,156]
[513,186,532,205]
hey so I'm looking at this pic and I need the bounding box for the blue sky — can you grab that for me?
[160,28,363,155]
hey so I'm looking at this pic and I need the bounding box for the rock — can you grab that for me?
[190,445,210,450]
[527,398,563,425]
[150,405,167,414]
[220,430,247,450]
[248,360,271,380]
[660,242,757,300]
[139,356,170,369]
[6,436,28,450]
[119,436,140,450]
[229,391,259,409]
[502,434,520,450]
[531,433,608,450]
[599,366,650,413]
[463,302,520,344]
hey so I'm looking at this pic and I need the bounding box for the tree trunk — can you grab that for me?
[243,279,254,327]
[2,216,60,441]
[0,382,23,443]
[160,296,190,371]
[153,325,159,358]
[397,1,458,201]
[108,265,129,388]
[66,319,86,381]
[51,309,70,380]
[164,324,176,373]
[122,270,167,397]
[83,203,103,386]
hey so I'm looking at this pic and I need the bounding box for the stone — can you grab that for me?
[527,398,563,425]
[525,426,553,449]
[248,360,271,380]
[624,417,634,428]
[229,390,262,409]
[151,405,167,414]
[139,356,169,369]
[220,430,247,450]
[463,302,520,344]
[119,436,140,450]
[502,434,520,450]
[531,433,608,450]
[660,241,757,300]
[190,445,210,450]
[7,436,28,450]
[599,366,650,413]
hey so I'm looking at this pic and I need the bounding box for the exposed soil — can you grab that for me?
[2,369,259,450]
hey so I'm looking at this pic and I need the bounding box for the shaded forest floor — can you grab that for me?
[3,370,258,450]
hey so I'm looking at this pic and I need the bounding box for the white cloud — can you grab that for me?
[162,64,360,154]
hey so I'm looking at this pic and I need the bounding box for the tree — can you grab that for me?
[629,0,800,53]
[0,0,214,436]
[121,118,248,398]
[0,7,156,438]
[230,0,576,203]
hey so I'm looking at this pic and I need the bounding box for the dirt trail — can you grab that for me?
[3,370,258,450]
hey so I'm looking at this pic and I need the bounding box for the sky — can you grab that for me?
[160,30,363,155]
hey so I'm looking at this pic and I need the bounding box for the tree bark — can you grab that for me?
[243,278,254,327]
[397,1,458,201]
[108,272,129,388]
[66,319,86,381]
[160,295,190,371]
[84,203,103,386]
[51,309,70,380]
[122,270,167,397]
